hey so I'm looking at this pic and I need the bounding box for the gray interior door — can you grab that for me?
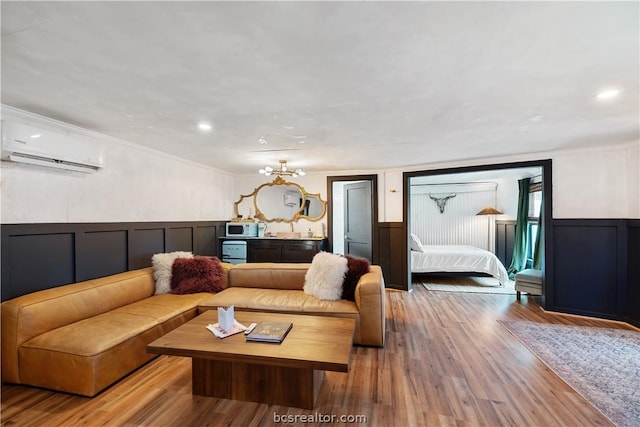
[344,181,373,261]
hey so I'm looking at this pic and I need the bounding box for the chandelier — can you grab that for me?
[259,160,305,178]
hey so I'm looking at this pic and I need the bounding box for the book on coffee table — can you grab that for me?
[245,321,293,343]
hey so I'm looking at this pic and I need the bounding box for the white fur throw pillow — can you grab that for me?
[303,252,348,301]
[152,251,193,294]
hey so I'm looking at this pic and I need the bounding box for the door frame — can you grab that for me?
[327,175,379,265]
[403,159,553,309]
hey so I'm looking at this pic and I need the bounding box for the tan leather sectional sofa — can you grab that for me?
[1,261,385,397]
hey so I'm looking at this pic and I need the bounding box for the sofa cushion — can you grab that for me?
[515,268,543,284]
[152,251,193,294]
[19,311,164,396]
[21,311,159,357]
[228,263,309,290]
[303,252,348,301]
[170,256,224,294]
[113,293,211,323]
[199,288,358,315]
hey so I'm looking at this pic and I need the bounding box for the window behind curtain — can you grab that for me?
[526,181,542,267]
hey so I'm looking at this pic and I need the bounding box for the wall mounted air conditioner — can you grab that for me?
[283,192,298,206]
[1,120,105,173]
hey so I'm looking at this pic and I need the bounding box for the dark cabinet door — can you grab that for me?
[282,241,319,263]
[247,240,282,262]
[245,239,325,263]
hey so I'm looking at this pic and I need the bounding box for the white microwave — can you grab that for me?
[226,222,258,237]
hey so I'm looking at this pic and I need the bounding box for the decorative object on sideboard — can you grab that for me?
[257,222,267,237]
[259,159,305,178]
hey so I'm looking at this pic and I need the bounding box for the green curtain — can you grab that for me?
[532,198,544,269]
[507,178,530,279]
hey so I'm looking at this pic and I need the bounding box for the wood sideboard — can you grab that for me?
[220,237,326,263]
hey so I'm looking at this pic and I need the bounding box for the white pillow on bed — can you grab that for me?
[410,234,425,252]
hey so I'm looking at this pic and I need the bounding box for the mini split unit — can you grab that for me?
[1,120,105,173]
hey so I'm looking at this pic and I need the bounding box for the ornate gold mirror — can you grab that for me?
[234,177,327,223]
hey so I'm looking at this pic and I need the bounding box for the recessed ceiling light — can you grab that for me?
[30,134,41,138]
[258,137,268,144]
[594,88,621,101]
[292,135,306,144]
[197,122,212,131]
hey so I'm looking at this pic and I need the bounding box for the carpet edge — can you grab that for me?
[496,320,616,427]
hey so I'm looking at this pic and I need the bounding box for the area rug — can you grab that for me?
[499,320,640,427]
[420,275,516,294]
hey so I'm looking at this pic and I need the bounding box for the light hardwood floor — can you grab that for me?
[2,285,633,426]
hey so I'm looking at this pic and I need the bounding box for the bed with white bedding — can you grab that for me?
[411,244,509,285]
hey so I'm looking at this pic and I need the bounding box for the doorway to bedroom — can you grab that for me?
[405,160,551,306]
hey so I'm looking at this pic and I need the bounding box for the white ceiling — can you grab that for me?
[1,1,638,175]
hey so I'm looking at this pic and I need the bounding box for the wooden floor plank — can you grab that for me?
[3,285,630,426]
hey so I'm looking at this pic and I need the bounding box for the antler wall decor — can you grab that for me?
[429,193,456,214]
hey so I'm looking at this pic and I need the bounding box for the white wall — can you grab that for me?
[552,145,637,219]
[628,142,640,218]
[410,183,498,251]
[383,171,404,222]
[233,143,638,235]
[331,182,345,254]
[1,109,235,223]
[376,142,640,222]
[3,106,637,225]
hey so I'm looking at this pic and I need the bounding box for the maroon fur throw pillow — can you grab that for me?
[341,255,371,301]
[171,256,224,294]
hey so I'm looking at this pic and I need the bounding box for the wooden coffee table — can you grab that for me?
[147,311,355,409]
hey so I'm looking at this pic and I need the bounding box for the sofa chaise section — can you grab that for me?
[1,268,210,396]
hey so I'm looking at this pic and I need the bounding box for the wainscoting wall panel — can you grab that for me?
[1,221,225,301]
[129,228,165,270]
[166,227,193,253]
[627,220,640,327]
[80,230,129,281]
[377,222,405,290]
[195,225,219,257]
[550,219,629,321]
[495,220,516,269]
[5,232,75,299]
